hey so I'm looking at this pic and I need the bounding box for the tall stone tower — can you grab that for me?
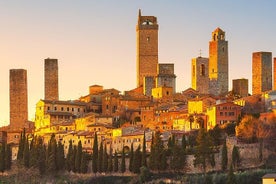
[9,69,28,130]
[274,58,276,90]
[156,64,176,93]
[45,58,59,101]
[191,57,209,94]
[252,52,272,95]
[136,9,158,87]
[232,78,248,97]
[209,28,228,96]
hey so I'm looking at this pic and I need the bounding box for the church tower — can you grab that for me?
[209,28,229,96]
[136,9,158,87]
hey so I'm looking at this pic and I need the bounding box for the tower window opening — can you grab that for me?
[200,64,205,76]
[147,37,150,42]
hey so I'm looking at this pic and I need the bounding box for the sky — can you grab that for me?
[1,1,276,126]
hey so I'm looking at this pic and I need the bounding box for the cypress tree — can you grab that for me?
[102,143,108,172]
[98,141,103,173]
[171,144,184,172]
[47,134,57,173]
[57,141,65,171]
[114,151,118,172]
[23,138,30,168]
[66,139,73,172]
[5,144,12,170]
[149,133,155,170]
[92,132,98,174]
[182,134,187,152]
[160,150,167,171]
[121,146,126,173]
[80,151,88,173]
[133,145,142,173]
[17,131,24,161]
[107,145,113,172]
[0,144,5,172]
[71,145,77,172]
[142,132,147,167]
[222,141,228,171]
[75,140,82,173]
[29,137,37,167]
[232,145,240,170]
[38,142,46,175]
[129,143,134,172]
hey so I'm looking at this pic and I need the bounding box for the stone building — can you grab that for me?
[136,9,158,87]
[45,58,59,101]
[252,52,272,95]
[209,28,229,96]
[156,64,176,93]
[9,69,28,130]
[232,78,248,97]
[191,57,209,94]
[143,76,155,96]
[273,58,276,90]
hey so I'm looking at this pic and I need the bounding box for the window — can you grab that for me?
[61,107,64,111]
[54,107,57,111]
[47,107,50,111]
[200,64,205,76]
[72,108,74,112]
[67,107,69,111]
[147,37,150,42]
[220,112,223,116]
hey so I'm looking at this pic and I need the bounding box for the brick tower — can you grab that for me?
[136,9,158,87]
[252,52,272,95]
[9,69,28,130]
[209,28,229,96]
[45,58,59,101]
[191,57,209,94]
[274,58,276,90]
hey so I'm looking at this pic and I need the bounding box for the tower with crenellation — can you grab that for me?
[44,58,59,101]
[136,9,158,87]
[209,28,229,96]
[9,69,28,130]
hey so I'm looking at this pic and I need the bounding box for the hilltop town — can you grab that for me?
[0,10,276,183]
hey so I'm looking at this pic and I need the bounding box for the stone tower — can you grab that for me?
[191,57,209,94]
[252,52,272,95]
[209,28,228,96]
[274,58,276,90]
[156,64,176,93]
[45,58,59,101]
[9,69,28,130]
[136,9,158,87]
[232,78,248,97]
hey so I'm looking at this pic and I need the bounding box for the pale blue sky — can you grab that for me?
[0,1,276,126]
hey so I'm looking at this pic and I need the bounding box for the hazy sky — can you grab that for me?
[1,1,276,126]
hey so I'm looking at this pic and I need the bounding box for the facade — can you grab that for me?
[191,57,209,94]
[232,78,248,97]
[152,87,173,99]
[209,28,229,96]
[9,69,28,130]
[35,99,87,135]
[45,58,59,101]
[252,52,272,95]
[206,102,242,129]
[136,9,158,87]
[262,173,276,184]
[156,64,176,93]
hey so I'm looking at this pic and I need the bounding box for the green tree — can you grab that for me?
[133,145,142,173]
[92,132,98,174]
[182,134,187,152]
[121,146,126,173]
[149,131,165,171]
[114,151,119,172]
[80,152,89,173]
[38,142,46,175]
[129,143,134,172]
[57,141,65,171]
[17,129,26,161]
[23,137,30,168]
[71,145,77,172]
[66,139,73,172]
[75,140,82,173]
[5,144,12,170]
[193,128,213,173]
[142,132,147,167]
[47,134,57,173]
[29,138,37,167]
[232,145,240,170]
[221,141,228,171]
[102,143,108,172]
[107,145,113,172]
[0,144,5,172]
[208,125,222,146]
[171,144,185,172]
[98,141,103,173]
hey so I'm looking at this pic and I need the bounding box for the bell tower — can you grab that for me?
[209,27,229,95]
[136,9,159,87]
